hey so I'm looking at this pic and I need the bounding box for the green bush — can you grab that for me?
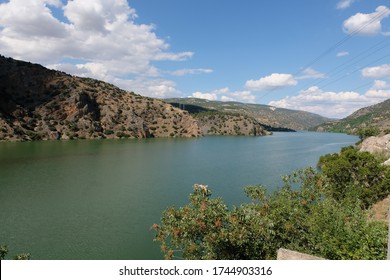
[153,169,388,260]
[0,245,30,260]
[356,127,380,140]
[318,146,390,208]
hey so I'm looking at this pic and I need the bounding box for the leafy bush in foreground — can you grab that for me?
[0,245,30,260]
[153,168,388,260]
[319,146,390,208]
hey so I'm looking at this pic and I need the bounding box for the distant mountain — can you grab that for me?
[165,98,331,131]
[312,99,390,134]
[0,56,201,141]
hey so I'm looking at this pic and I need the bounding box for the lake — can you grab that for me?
[0,132,358,259]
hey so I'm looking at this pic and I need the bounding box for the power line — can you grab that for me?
[319,51,390,90]
[297,37,390,91]
[293,7,390,77]
[257,7,390,101]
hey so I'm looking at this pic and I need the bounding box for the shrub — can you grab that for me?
[153,170,388,260]
[0,245,31,260]
[318,146,390,208]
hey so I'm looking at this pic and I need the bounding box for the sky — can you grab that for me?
[0,0,390,118]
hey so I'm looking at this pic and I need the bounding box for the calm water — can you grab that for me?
[0,132,358,259]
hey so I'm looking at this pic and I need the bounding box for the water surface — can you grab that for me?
[0,132,358,259]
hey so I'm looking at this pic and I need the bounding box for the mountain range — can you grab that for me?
[312,98,390,134]
[165,98,331,131]
[3,55,387,142]
[0,55,201,141]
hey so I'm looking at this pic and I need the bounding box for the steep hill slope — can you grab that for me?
[194,111,271,136]
[165,98,330,131]
[0,56,201,141]
[312,99,390,134]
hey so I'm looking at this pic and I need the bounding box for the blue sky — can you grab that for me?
[0,0,390,118]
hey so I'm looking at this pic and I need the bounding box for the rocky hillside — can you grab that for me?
[312,99,390,134]
[0,56,201,141]
[194,111,271,136]
[165,98,330,131]
[360,134,390,165]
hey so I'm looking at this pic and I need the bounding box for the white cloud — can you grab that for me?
[343,6,390,36]
[226,90,256,103]
[365,80,390,98]
[245,73,297,91]
[192,92,218,101]
[191,88,256,103]
[336,0,355,10]
[171,68,214,76]
[0,0,193,96]
[337,51,350,57]
[268,84,390,119]
[114,78,178,99]
[361,63,390,78]
[0,0,68,39]
[296,68,326,80]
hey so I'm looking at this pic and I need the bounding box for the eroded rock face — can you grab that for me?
[360,134,390,165]
[360,134,390,153]
[0,56,201,141]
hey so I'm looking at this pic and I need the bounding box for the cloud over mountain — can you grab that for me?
[0,0,194,98]
[245,73,298,92]
[269,82,390,119]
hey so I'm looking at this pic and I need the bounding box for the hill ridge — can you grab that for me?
[165,97,331,131]
[311,99,390,134]
[0,55,201,141]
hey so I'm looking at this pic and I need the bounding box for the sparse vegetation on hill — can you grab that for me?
[166,98,330,131]
[312,99,390,135]
[0,55,201,141]
[194,111,271,136]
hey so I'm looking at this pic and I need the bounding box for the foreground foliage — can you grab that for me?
[153,147,390,260]
[0,245,30,260]
[319,146,390,209]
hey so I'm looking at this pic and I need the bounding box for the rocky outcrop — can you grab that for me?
[0,55,201,141]
[360,134,390,165]
[276,248,325,260]
[360,134,390,167]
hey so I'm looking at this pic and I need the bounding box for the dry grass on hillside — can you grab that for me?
[369,195,390,225]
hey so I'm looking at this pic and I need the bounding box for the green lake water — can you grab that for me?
[0,132,358,259]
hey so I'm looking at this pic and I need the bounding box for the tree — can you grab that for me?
[153,169,388,260]
[318,146,390,208]
[356,127,380,140]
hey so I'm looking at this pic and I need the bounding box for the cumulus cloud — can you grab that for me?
[361,63,390,78]
[296,68,326,80]
[268,83,390,118]
[343,6,390,36]
[171,68,214,76]
[191,88,256,103]
[337,51,350,57]
[0,0,194,98]
[114,78,178,99]
[0,0,67,39]
[245,73,298,91]
[365,80,390,98]
[192,92,218,101]
[336,0,355,10]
